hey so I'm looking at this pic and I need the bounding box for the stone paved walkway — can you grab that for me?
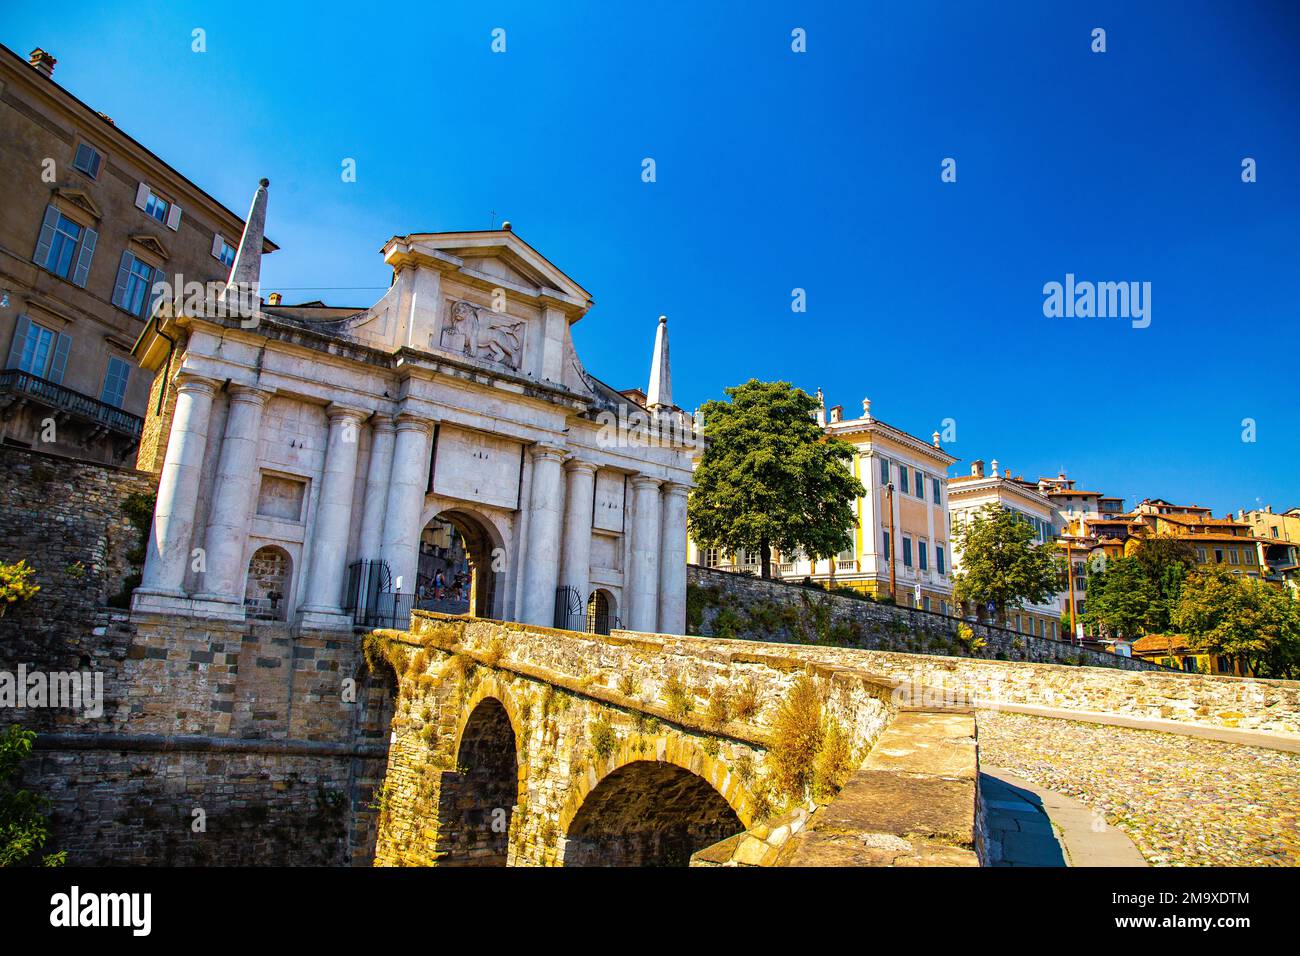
[977,709,1300,866]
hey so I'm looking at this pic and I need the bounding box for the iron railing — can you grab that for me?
[0,368,143,438]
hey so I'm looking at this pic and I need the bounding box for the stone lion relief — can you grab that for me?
[439,300,524,370]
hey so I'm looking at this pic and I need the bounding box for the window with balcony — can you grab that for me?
[33,205,97,287]
[6,317,70,385]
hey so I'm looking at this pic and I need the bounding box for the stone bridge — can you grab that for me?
[371,612,983,866]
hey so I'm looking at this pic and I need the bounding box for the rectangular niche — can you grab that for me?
[256,473,307,522]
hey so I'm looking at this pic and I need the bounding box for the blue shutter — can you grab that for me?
[33,204,60,268]
[72,226,97,287]
[5,315,32,369]
[111,251,133,309]
[147,265,168,317]
[48,332,71,384]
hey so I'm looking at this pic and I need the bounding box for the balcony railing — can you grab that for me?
[0,368,143,439]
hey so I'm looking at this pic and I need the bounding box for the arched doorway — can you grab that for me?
[437,698,518,865]
[244,545,292,621]
[562,761,743,866]
[586,588,617,635]
[417,510,498,618]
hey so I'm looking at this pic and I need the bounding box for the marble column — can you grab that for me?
[558,458,598,627]
[136,374,219,600]
[520,443,566,627]
[378,414,433,597]
[301,404,367,621]
[628,475,663,632]
[356,414,396,561]
[193,384,273,607]
[657,481,690,635]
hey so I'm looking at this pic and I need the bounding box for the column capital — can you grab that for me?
[325,402,369,423]
[661,480,692,498]
[631,474,663,491]
[393,412,435,435]
[368,412,397,432]
[227,383,274,406]
[174,373,220,396]
[529,441,567,463]
[563,456,598,476]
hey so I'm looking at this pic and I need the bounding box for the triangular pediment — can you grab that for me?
[129,234,170,260]
[384,230,592,311]
[54,187,103,220]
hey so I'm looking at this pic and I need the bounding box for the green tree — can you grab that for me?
[1,725,64,867]
[1130,535,1197,632]
[1172,567,1300,678]
[1081,555,1155,639]
[951,504,1063,625]
[688,380,864,579]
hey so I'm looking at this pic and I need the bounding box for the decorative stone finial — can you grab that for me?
[932,430,941,448]
[863,397,872,418]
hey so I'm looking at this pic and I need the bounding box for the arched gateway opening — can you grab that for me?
[418,510,498,618]
[436,698,518,865]
[562,761,744,866]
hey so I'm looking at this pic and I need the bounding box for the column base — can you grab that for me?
[130,590,248,622]
[297,607,355,632]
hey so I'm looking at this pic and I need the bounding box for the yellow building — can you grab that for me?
[688,395,958,613]
[1130,634,1255,676]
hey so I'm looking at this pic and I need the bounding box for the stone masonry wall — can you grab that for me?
[0,445,394,865]
[688,565,1164,672]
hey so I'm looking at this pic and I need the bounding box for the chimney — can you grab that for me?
[1005,469,1012,479]
[267,292,282,305]
[1266,504,1273,514]
[28,48,57,78]
[971,459,985,478]
[829,405,843,424]
[931,431,941,448]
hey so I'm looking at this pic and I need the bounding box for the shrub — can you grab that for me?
[1,725,63,866]
[704,685,731,729]
[731,680,760,721]
[588,714,617,760]
[0,560,41,617]
[812,719,855,801]
[769,675,823,800]
[661,673,692,720]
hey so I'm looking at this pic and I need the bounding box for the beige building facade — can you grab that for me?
[0,44,274,465]
[690,395,958,613]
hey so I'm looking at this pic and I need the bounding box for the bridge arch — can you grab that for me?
[438,677,526,865]
[557,737,757,866]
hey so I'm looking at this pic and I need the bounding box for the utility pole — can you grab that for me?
[887,481,897,601]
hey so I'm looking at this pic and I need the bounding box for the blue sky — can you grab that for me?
[5,1,1297,514]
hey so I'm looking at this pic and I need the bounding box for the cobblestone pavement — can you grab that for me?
[976,710,1300,867]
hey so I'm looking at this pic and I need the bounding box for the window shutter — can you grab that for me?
[135,182,150,210]
[72,226,98,287]
[166,204,182,231]
[147,265,169,317]
[111,251,134,309]
[5,315,32,369]
[48,332,71,384]
[211,233,224,259]
[33,204,61,267]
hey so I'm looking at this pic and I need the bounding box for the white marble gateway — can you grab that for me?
[131,182,696,635]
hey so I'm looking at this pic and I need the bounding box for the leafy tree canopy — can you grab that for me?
[688,380,865,578]
[1173,567,1300,679]
[951,504,1063,621]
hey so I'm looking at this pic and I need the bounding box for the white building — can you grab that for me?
[131,181,696,635]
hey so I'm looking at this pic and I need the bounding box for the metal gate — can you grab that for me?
[554,585,584,632]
